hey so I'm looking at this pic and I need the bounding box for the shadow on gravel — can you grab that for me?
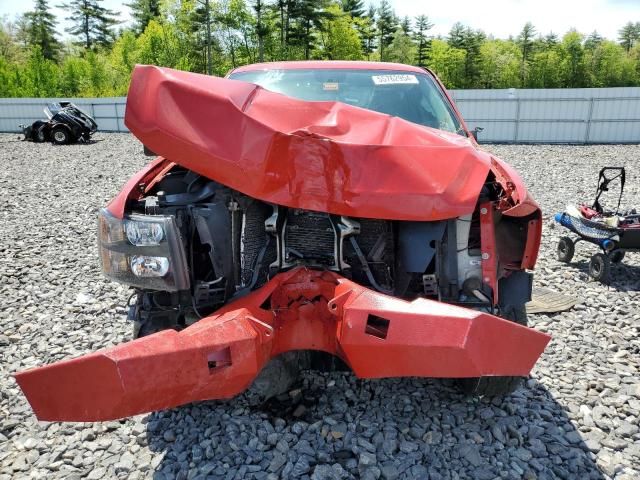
[145,375,605,480]
[567,260,640,291]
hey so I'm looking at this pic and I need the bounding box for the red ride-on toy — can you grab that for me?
[555,167,640,284]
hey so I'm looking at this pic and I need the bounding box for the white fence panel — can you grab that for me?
[449,87,640,143]
[2,87,640,143]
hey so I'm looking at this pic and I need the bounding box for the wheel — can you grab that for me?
[31,121,47,142]
[589,253,611,284]
[457,303,527,397]
[51,126,70,145]
[610,250,625,264]
[557,236,575,263]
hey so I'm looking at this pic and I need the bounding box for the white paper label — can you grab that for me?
[372,74,419,85]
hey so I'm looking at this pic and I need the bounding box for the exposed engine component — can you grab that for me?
[121,167,536,334]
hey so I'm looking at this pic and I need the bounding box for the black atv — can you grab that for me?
[20,102,98,145]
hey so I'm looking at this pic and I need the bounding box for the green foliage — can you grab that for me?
[319,4,362,60]
[1,3,639,97]
[387,27,414,64]
[429,39,466,88]
[560,30,587,87]
[479,40,520,88]
[448,23,485,88]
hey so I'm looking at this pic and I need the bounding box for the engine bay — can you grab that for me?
[122,166,534,336]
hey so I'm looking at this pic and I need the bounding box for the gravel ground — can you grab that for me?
[1,133,639,480]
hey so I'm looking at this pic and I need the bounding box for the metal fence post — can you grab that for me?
[513,97,521,143]
[584,97,595,144]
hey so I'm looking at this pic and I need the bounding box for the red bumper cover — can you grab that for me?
[16,269,550,422]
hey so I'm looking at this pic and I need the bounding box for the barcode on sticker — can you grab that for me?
[372,74,419,85]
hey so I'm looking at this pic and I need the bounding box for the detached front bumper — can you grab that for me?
[16,268,550,422]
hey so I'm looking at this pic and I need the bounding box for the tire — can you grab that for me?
[557,236,575,263]
[610,250,625,264]
[31,121,47,142]
[589,253,611,284]
[51,126,70,145]
[457,303,527,397]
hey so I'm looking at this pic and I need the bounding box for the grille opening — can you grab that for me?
[207,347,231,372]
[365,314,390,339]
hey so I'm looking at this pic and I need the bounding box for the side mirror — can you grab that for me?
[471,127,484,141]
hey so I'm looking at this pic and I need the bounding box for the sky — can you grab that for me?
[0,0,639,41]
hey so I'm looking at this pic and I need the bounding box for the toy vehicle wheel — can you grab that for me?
[457,304,527,397]
[610,250,625,264]
[51,126,70,145]
[557,236,575,263]
[589,253,611,284]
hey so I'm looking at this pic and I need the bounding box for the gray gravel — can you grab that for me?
[1,133,639,480]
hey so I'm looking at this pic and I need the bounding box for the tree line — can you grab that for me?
[1,0,640,97]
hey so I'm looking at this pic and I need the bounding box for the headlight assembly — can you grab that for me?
[98,209,190,291]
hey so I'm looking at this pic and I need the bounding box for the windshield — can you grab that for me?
[228,68,464,136]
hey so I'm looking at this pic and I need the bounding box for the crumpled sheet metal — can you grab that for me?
[15,268,550,422]
[124,65,495,221]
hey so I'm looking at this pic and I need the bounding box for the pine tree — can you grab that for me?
[544,32,559,47]
[59,0,120,49]
[289,0,333,60]
[448,22,466,49]
[126,0,161,34]
[517,22,536,83]
[400,16,411,35]
[340,0,365,18]
[584,31,603,50]
[192,0,215,74]
[356,5,377,60]
[376,0,396,61]
[253,0,268,62]
[618,22,640,53]
[24,0,61,61]
[414,14,433,67]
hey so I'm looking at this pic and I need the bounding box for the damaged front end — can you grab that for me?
[16,65,549,422]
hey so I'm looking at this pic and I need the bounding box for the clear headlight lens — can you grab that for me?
[130,255,170,277]
[98,209,189,291]
[125,220,164,246]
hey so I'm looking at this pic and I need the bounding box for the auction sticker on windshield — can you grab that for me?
[372,74,419,85]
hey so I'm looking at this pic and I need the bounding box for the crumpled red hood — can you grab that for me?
[125,65,494,221]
